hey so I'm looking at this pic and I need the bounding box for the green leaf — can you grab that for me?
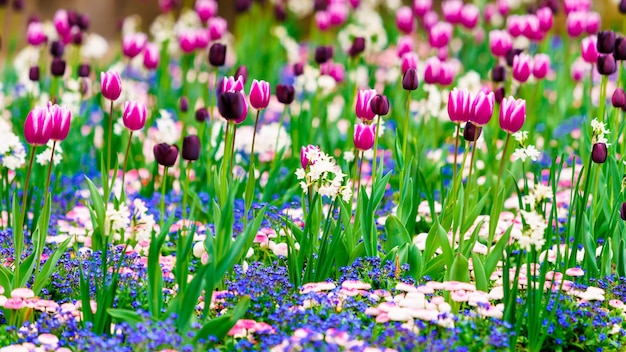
[485,226,511,278]
[33,237,72,294]
[384,215,411,253]
[472,253,488,292]
[449,252,470,283]
[194,296,251,344]
[107,308,144,326]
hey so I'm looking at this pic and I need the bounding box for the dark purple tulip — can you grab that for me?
[179,96,189,112]
[195,107,209,122]
[293,63,304,76]
[12,0,23,11]
[370,94,389,115]
[463,122,482,142]
[597,54,617,75]
[402,67,419,91]
[505,48,523,67]
[274,4,286,21]
[314,45,333,64]
[78,63,90,78]
[77,14,90,31]
[234,65,248,84]
[614,36,626,60]
[276,84,295,105]
[621,0,626,14]
[182,135,201,161]
[348,37,366,57]
[492,65,506,82]
[620,202,626,221]
[50,58,66,77]
[235,0,253,12]
[29,66,40,81]
[494,87,505,103]
[217,92,245,121]
[592,143,607,164]
[71,31,83,45]
[597,31,616,54]
[208,43,226,67]
[613,88,626,108]
[50,40,65,58]
[153,143,179,167]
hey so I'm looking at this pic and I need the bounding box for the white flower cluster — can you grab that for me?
[36,140,63,166]
[511,130,541,162]
[129,199,156,243]
[522,183,553,213]
[295,148,352,202]
[591,118,610,145]
[105,203,131,240]
[0,121,26,170]
[518,209,547,251]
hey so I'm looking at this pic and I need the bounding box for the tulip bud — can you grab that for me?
[402,67,419,91]
[29,66,40,82]
[314,45,334,64]
[24,106,52,146]
[182,135,201,161]
[78,63,91,78]
[77,14,90,31]
[470,91,495,126]
[597,54,617,76]
[300,145,320,168]
[396,6,414,34]
[348,37,365,57]
[179,96,189,112]
[463,122,482,142]
[423,57,440,84]
[47,103,71,142]
[621,0,626,14]
[50,58,66,77]
[499,96,526,134]
[122,32,148,59]
[370,94,389,116]
[100,70,122,101]
[153,143,179,167]
[613,88,626,108]
[274,4,286,21]
[597,31,616,54]
[492,65,506,82]
[234,65,248,84]
[293,63,304,76]
[276,84,295,105]
[447,88,471,123]
[27,22,47,46]
[532,54,550,79]
[494,87,505,103]
[429,22,452,48]
[195,0,217,22]
[614,36,626,61]
[195,107,209,122]
[401,52,418,74]
[592,143,608,164]
[208,43,226,67]
[50,40,65,58]
[218,92,246,122]
[250,79,271,110]
[581,36,599,64]
[354,123,376,151]
[505,48,523,67]
[355,89,377,121]
[122,100,148,131]
[143,43,160,70]
[620,202,626,221]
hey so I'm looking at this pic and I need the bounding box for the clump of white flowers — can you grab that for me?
[511,131,541,162]
[591,118,610,145]
[105,203,131,241]
[129,199,156,243]
[517,183,552,251]
[295,147,352,202]
[36,140,63,166]
[0,129,26,170]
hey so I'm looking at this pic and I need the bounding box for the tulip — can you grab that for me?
[447,88,471,123]
[29,66,40,82]
[489,30,513,57]
[438,62,455,86]
[328,3,348,25]
[512,53,532,82]
[180,96,189,112]
[614,36,626,61]
[581,36,598,64]
[413,0,432,17]
[396,6,415,34]
[143,43,160,70]
[597,31,616,54]
[53,9,70,37]
[122,101,148,131]
[301,145,320,169]
[348,37,365,57]
[50,58,66,77]
[47,103,71,141]
[422,11,438,30]
[27,22,47,46]
[429,22,452,48]
[621,0,626,14]
[522,15,543,41]
[612,88,626,108]
[314,45,333,64]
[620,202,626,221]
[77,14,90,30]
[276,84,295,105]
[566,12,585,38]
[315,11,331,31]
[178,30,197,53]
[536,7,553,32]
[532,54,550,79]
[460,4,479,29]
[182,135,201,161]
[195,0,217,22]
[208,17,228,40]
[505,48,523,67]
[78,63,91,78]
[423,57,440,84]
[492,65,506,82]
[401,52,418,74]
[354,123,376,151]
[585,12,601,35]
[442,0,463,24]
[153,143,179,167]
[499,97,526,134]
[397,36,414,58]
[355,89,377,121]
[402,68,419,91]
[122,32,147,59]
[494,87,506,103]
[470,91,495,126]
[293,63,304,76]
[100,70,122,101]
[195,107,209,122]
[235,65,248,84]
[218,91,246,123]
[463,122,481,142]
[250,79,271,110]
[370,94,389,116]
[597,54,617,75]
[50,40,64,58]
[24,106,52,146]
[506,15,523,37]
[591,143,607,164]
[208,43,226,67]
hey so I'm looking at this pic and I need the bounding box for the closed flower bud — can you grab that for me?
[505,48,523,67]
[122,32,147,59]
[276,84,295,105]
[402,67,419,91]
[24,106,52,146]
[100,70,122,101]
[29,66,40,82]
[153,143,179,167]
[424,57,440,84]
[348,37,365,57]
[122,100,148,131]
[293,63,304,76]
[597,31,616,54]
[208,43,226,67]
[143,43,160,70]
[274,4,287,21]
[355,89,376,121]
[235,65,248,84]
[27,22,47,46]
[613,88,626,108]
[470,91,495,126]
[448,88,471,123]
[532,53,550,79]
[396,6,414,34]
[314,45,333,64]
[621,0,626,14]
[492,65,506,82]
[489,30,513,57]
[581,36,599,64]
[250,79,271,109]
[429,22,452,48]
[614,36,626,61]
[370,94,389,116]
[499,96,525,133]
[354,123,376,151]
[50,58,66,77]
[620,202,626,221]
[195,107,209,122]
[218,91,246,122]
[401,52,418,74]
[463,122,482,142]
[78,63,90,78]
[50,40,64,58]
[591,142,608,164]
[77,14,90,30]
[195,0,217,22]
[47,102,71,141]
[179,96,189,112]
[597,54,617,75]
[494,87,505,103]
[512,53,531,82]
[182,135,201,161]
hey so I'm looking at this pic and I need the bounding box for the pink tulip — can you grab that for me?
[249,79,271,110]
[512,53,532,83]
[397,36,414,58]
[396,6,415,34]
[470,91,495,126]
[532,54,550,79]
[208,17,227,41]
[122,101,148,131]
[442,0,463,24]
[536,7,553,32]
[429,22,452,48]
[315,11,331,31]
[566,12,585,38]
[422,11,439,31]
[354,123,376,151]
[53,9,70,37]
[506,15,523,37]
[585,12,601,35]
[438,62,455,86]
[424,57,441,84]
[143,43,160,70]
[489,30,513,57]
[27,22,47,46]
[355,89,377,121]
[301,145,320,168]
[413,0,432,17]
[24,106,52,146]
[100,70,122,101]
[328,4,348,26]
[195,0,217,22]
[521,15,542,41]
[581,36,598,63]
[460,4,479,29]
[499,97,526,134]
[122,32,148,59]
[447,88,471,123]
[401,52,419,74]
[178,30,197,53]
[47,103,71,141]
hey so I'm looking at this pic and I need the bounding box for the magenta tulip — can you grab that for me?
[499,97,526,134]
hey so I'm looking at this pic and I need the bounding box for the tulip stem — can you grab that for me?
[356,151,364,204]
[371,114,382,187]
[230,124,238,177]
[20,146,37,226]
[401,91,411,189]
[599,75,608,122]
[495,133,511,196]
[250,110,261,166]
[182,161,192,221]
[452,122,460,192]
[467,126,480,192]
[44,141,57,197]
[105,100,114,200]
[159,167,168,230]
[121,131,133,197]
[271,105,288,172]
